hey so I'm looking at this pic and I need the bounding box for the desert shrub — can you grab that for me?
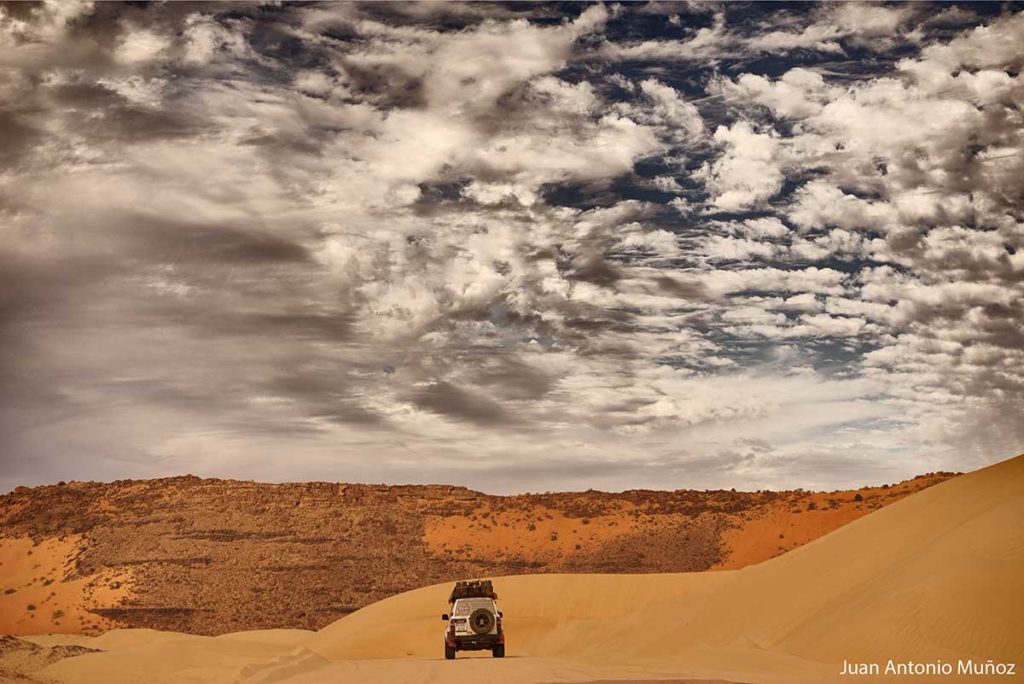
[27,604,36,611]
[526,523,536,531]
[52,609,64,620]
[854,493,863,501]
[549,532,558,541]
[3,588,15,594]
[807,501,817,510]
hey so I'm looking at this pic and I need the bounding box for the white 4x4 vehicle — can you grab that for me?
[441,580,505,659]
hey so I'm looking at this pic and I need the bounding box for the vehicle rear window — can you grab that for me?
[453,598,493,616]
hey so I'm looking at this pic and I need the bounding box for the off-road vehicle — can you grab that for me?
[441,579,505,659]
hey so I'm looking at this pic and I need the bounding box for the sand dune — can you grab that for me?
[16,454,1024,683]
[305,571,733,660]
[0,535,131,636]
[655,452,1024,666]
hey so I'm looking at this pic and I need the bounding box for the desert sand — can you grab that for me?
[0,536,131,636]
[4,454,1021,684]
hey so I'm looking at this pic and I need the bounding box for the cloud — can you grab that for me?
[632,79,706,140]
[602,11,732,62]
[717,68,833,119]
[114,27,171,64]
[699,236,778,262]
[0,2,1021,495]
[746,3,914,54]
[698,122,784,211]
[603,3,916,63]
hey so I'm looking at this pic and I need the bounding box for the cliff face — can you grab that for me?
[0,472,955,635]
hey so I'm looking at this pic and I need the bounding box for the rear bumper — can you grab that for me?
[447,633,503,651]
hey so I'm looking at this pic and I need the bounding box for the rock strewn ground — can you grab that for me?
[0,635,99,681]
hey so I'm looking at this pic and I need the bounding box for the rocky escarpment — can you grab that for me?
[0,472,955,635]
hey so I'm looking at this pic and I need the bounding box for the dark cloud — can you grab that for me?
[129,218,312,265]
[466,355,555,402]
[409,381,512,427]
[0,112,40,165]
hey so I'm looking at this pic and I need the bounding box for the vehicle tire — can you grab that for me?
[469,608,495,634]
[445,644,455,660]
[492,644,505,658]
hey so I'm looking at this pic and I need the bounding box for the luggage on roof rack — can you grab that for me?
[448,579,497,604]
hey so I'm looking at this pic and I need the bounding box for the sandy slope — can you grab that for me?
[26,454,1024,684]
[306,571,733,660]
[0,536,131,635]
[652,452,1024,666]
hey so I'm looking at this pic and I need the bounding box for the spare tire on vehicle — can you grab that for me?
[469,608,495,634]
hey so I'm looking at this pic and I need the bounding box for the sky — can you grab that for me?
[0,1,1022,494]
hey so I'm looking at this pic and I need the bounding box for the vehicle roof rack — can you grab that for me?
[448,579,497,604]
